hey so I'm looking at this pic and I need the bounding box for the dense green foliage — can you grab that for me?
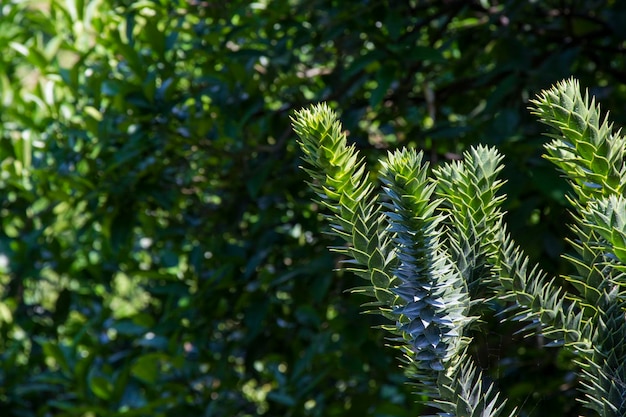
[0,0,625,416]
[293,78,626,416]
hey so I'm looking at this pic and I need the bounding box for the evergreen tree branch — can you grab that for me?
[293,106,512,416]
[433,144,590,352]
[492,230,592,351]
[531,78,626,414]
[291,78,626,417]
[291,104,397,309]
[379,148,471,396]
[436,352,512,417]
[580,295,626,417]
[434,145,506,298]
[530,77,626,204]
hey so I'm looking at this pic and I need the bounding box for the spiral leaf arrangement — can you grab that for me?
[292,78,626,416]
[530,78,626,416]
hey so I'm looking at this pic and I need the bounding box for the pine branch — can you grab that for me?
[379,148,472,393]
[492,231,593,351]
[293,105,512,416]
[580,295,626,417]
[434,145,506,298]
[291,104,397,308]
[531,78,626,415]
[292,78,626,417]
[572,198,626,416]
[435,143,592,351]
[530,77,626,204]
[436,352,513,417]
[377,148,512,415]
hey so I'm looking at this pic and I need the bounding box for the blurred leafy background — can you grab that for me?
[0,0,625,416]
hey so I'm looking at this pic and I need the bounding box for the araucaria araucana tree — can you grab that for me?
[291,78,626,416]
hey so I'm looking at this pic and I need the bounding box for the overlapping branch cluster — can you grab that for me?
[292,78,626,416]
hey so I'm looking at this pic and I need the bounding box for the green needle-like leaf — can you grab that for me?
[293,78,626,416]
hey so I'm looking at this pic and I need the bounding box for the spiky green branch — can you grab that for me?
[292,78,626,417]
[530,77,626,416]
[292,105,510,416]
[434,145,506,298]
[379,148,471,391]
[291,104,397,308]
[530,77,626,204]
